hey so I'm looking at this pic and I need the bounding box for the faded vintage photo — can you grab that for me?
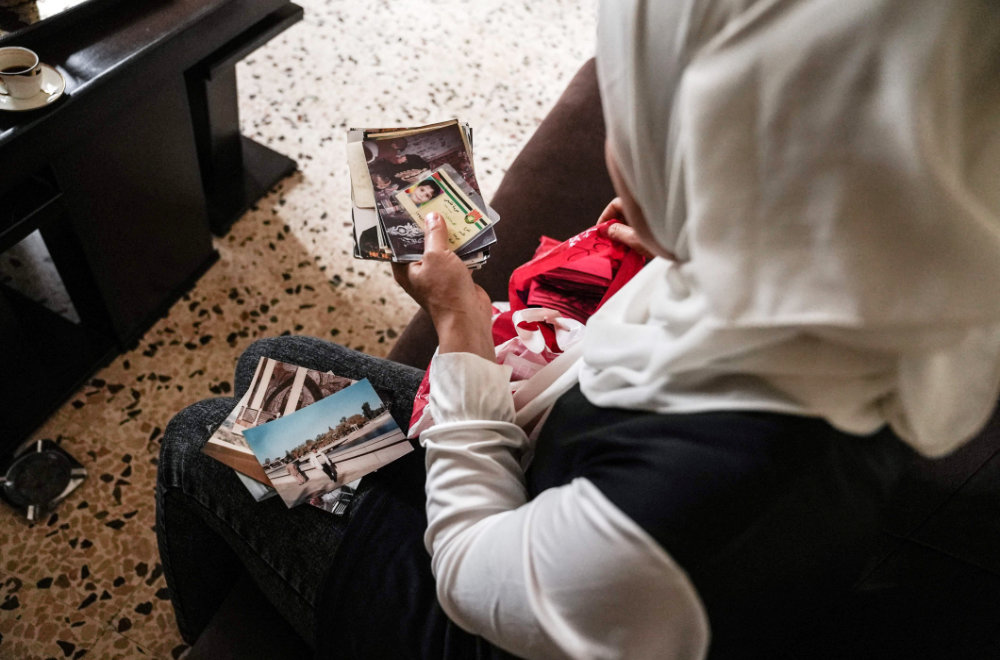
[363,120,478,260]
[201,357,353,486]
[242,378,412,508]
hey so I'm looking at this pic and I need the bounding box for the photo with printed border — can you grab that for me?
[242,378,412,508]
[394,169,492,253]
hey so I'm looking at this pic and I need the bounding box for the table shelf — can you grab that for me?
[1,287,117,445]
[0,0,302,456]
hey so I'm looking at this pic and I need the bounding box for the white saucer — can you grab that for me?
[0,64,66,112]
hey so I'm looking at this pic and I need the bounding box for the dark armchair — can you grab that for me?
[184,58,1000,659]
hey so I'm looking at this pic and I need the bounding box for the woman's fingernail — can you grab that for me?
[426,212,440,228]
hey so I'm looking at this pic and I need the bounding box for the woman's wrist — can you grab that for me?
[433,311,495,362]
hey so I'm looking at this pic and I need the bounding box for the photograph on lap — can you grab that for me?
[242,378,412,508]
[202,356,354,492]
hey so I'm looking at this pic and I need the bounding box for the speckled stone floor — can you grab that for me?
[0,1,596,657]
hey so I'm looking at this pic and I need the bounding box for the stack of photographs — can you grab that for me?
[347,119,499,268]
[202,357,412,516]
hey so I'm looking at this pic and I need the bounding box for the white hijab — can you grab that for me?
[580,0,1000,456]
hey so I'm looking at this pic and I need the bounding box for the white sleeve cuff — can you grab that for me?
[429,352,515,424]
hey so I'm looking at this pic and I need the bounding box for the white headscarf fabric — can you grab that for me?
[581,0,1000,456]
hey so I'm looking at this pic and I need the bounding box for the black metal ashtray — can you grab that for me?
[1,438,86,521]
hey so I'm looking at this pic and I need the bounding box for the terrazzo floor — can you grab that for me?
[0,1,597,657]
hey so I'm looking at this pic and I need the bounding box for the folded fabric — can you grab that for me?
[509,221,646,323]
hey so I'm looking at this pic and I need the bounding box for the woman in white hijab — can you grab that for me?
[392,0,1000,657]
[157,0,1000,657]
[586,0,1000,458]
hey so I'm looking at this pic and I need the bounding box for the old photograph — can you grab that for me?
[364,120,477,260]
[242,378,412,508]
[201,356,353,485]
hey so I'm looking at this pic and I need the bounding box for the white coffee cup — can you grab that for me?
[0,47,43,99]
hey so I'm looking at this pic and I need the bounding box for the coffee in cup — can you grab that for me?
[0,47,43,99]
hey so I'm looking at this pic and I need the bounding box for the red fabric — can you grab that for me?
[508,221,647,323]
[407,221,649,435]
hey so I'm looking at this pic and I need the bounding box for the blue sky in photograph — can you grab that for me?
[242,378,384,461]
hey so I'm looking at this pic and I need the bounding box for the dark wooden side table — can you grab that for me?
[0,0,303,455]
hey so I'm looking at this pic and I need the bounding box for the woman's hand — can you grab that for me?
[595,198,655,259]
[392,213,495,362]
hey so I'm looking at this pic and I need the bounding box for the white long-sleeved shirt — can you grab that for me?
[420,352,710,659]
